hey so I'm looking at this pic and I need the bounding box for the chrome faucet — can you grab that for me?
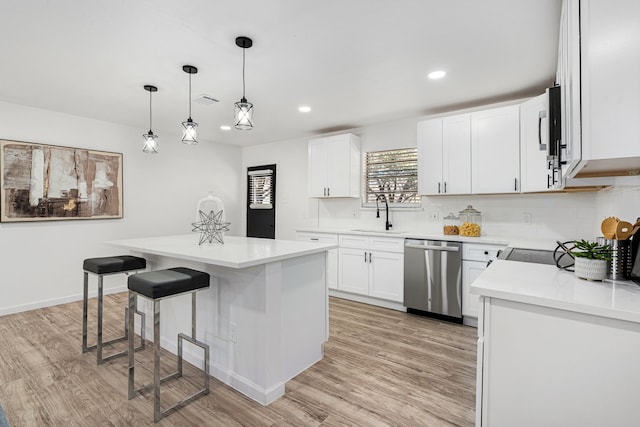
[375,195,392,231]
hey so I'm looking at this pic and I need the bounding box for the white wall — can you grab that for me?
[0,101,242,315]
[242,115,608,243]
[594,176,640,227]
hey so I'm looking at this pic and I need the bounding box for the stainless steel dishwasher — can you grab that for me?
[404,239,462,323]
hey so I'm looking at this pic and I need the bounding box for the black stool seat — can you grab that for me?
[84,255,147,275]
[128,267,210,299]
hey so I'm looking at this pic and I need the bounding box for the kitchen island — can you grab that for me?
[108,234,337,405]
[471,260,640,427]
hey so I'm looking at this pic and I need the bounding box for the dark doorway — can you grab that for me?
[246,164,276,239]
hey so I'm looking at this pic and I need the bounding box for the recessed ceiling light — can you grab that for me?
[298,106,311,113]
[220,125,231,131]
[428,70,447,79]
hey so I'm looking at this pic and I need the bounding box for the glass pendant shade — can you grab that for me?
[181,117,198,144]
[234,97,254,130]
[142,130,158,154]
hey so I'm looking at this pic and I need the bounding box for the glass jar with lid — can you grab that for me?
[443,213,459,235]
[458,205,482,237]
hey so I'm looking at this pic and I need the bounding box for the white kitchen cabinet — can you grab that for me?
[308,133,360,198]
[520,93,554,192]
[577,0,640,175]
[471,105,521,194]
[557,0,640,180]
[477,296,640,427]
[417,114,471,195]
[296,232,338,290]
[337,235,404,302]
[461,243,504,325]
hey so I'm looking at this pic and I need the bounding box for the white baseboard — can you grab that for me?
[0,285,128,316]
[328,289,407,312]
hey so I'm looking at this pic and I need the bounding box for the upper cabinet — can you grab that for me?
[520,93,554,192]
[560,0,640,179]
[418,105,520,195]
[471,105,521,194]
[308,133,361,198]
[418,114,471,195]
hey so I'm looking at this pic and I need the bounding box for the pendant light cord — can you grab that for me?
[148,89,153,132]
[188,73,192,118]
[242,47,246,99]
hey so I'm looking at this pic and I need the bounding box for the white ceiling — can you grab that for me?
[1,0,561,147]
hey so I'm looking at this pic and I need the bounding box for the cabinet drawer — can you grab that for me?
[462,243,506,262]
[296,232,338,244]
[339,234,369,249]
[369,236,404,253]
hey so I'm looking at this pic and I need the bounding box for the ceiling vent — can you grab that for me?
[193,94,220,105]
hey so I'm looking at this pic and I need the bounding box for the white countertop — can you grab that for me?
[108,234,338,269]
[471,260,640,323]
[296,227,557,250]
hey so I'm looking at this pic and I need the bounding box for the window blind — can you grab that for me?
[248,169,273,209]
[363,148,419,205]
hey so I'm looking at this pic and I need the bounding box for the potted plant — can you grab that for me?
[571,239,612,281]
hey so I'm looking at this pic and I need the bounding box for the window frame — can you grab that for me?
[361,147,420,208]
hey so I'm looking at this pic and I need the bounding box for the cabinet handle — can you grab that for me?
[444,182,447,193]
[538,110,547,151]
[310,238,319,241]
[547,174,552,189]
[484,251,489,255]
[514,178,518,191]
[327,187,330,196]
[438,182,441,194]
[368,252,372,263]
[364,252,367,263]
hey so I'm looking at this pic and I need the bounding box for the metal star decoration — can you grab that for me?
[192,209,231,245]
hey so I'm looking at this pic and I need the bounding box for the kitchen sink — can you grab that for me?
[350,229,406,234]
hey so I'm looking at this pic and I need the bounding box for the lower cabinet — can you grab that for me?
[338,235,404,303]
[462,243,505,324]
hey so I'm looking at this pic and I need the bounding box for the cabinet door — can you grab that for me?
[442,114,472,194]
[338,248,369,295]
[327,136,355,197]
[308,139,329,197]
[520,94,552,193]
[581,0,640,162]
[368,250,404,302]
[471,105,521,194]
[462,260,486,318]
[417,119,443,195]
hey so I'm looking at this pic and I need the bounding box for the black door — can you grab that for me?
[246,164,276,239]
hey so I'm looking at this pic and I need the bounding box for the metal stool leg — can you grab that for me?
[97,275,104,364]
[128,289,210,423]
[82,271,89,353]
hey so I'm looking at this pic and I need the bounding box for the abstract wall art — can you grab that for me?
[1,140,123,222]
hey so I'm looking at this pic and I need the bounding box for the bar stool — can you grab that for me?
[127,267,210,423]
[82,255,147,365]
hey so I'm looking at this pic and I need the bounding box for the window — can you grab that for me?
[248,168,273,209]
[362,147,419,206]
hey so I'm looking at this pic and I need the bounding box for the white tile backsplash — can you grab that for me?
[316,190,603,242]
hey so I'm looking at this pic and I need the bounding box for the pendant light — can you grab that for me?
[234,36,254,130]
[142,85,159,154]
[181,65,199,144]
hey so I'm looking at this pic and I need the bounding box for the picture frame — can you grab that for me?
[0,139,123,222]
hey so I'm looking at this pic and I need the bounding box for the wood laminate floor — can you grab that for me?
[0,294,477,426]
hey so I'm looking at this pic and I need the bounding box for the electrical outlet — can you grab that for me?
[522,212,532,224]
[230,322,238,343]
[430,211,440,222]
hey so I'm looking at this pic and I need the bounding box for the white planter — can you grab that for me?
[574,257,608,281]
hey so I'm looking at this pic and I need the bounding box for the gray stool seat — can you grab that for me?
[84,255,147,275]
[127,267,210,423]
[83,255,147,365]
[128,267,209,299]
